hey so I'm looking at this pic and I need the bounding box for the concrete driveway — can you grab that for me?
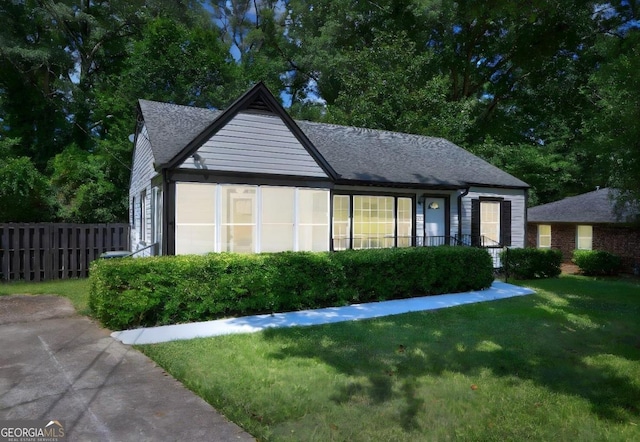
[0,295,254,442]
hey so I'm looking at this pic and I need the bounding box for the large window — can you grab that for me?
[174,183,329,254]
[353,196,395,249]
[576,225,593,250]
[397,198,412,247]
[537,224,551,248]
[332,195,351,250]
[261,187,295,252]
[471,198,512,247]
[332,195,413,250]
[480,201,500,244]
[176,183,216,254]
[221,186,256,253]
[298,189,330,251]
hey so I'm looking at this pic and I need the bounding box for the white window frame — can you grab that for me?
[174,183,330,254]
[480,200,500,244]
[537,224,551,249]
[576,225,593,250]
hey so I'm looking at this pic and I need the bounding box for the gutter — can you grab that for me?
[457,187,470,239]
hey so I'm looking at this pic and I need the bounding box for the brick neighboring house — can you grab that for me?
[527,188,640,273]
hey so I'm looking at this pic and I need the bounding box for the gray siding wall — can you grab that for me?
[179,112,328,178]
[461,187,527,248]
[129,124,156,255]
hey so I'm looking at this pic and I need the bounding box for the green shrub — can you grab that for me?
[572,250,622,276]
[501,248,562,279]
[89,247,494,330]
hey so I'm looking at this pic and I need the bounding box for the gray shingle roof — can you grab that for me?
[138,99,221,166]
[297,120,528,188]
[528,188,637,224]
[138,99,528,189]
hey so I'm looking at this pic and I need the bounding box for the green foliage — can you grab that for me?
[0,140,56,222]
[572,250,622,276]
[89,247,494,330]
[331,247,493,303]
[583,29,640,211]
[501,248,562,279]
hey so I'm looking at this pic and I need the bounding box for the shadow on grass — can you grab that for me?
[263,276,640,427]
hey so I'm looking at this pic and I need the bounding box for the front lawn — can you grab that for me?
[138,275,640,441]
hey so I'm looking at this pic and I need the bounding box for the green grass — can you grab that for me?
[0,279,90,314]
[138,275,640,441]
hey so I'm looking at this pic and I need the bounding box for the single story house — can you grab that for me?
[129,82,529,264]
[527,188,640,272]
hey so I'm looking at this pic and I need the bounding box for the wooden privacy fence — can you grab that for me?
[0,223,130,282]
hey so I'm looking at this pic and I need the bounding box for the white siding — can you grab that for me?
[179,112,328,178]
[129,124,157,255]
[462,187,527,248]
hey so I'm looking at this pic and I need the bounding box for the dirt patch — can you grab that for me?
[561,263,581,275]
[0,295,76,325]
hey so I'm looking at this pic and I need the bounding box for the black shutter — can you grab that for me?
[471,199,480,246]
[501,200,512,246]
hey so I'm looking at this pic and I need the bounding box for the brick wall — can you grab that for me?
[527,222,640,273]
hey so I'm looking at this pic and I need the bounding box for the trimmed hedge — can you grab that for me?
[573,250,622,276]
[500,248,562,279]
[89,247,494,330]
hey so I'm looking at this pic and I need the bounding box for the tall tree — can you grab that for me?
[583,24,640,215]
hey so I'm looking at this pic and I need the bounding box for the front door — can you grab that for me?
[424,197,446,246]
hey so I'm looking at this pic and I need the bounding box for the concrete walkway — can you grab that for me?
[0,295,254,442]
[113,281,535,345]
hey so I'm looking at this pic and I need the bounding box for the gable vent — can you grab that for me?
[247,96,271,112]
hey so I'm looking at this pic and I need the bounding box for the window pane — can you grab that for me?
[176,183,215,224]
[538,224,551,249]
[576,225,593,250]
[261,187,295,252]
[298,225,329,251]
[397,197,412,247]
[221,186,256,253]
[332,195,350,250]
[175,183,216,254]
[298,189,329,251]
[480,201,500,244]
[353,196,394,249]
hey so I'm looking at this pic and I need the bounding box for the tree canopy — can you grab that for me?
[1,0,638,222]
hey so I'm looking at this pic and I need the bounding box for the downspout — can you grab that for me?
[161,168,169,256]
[457,187,470,241]
[418,194,427,246]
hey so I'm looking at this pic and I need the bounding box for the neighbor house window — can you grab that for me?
[480,201,500,244]
[576,225,593,250]
[332,195,413,250]
[538,225,551,249]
